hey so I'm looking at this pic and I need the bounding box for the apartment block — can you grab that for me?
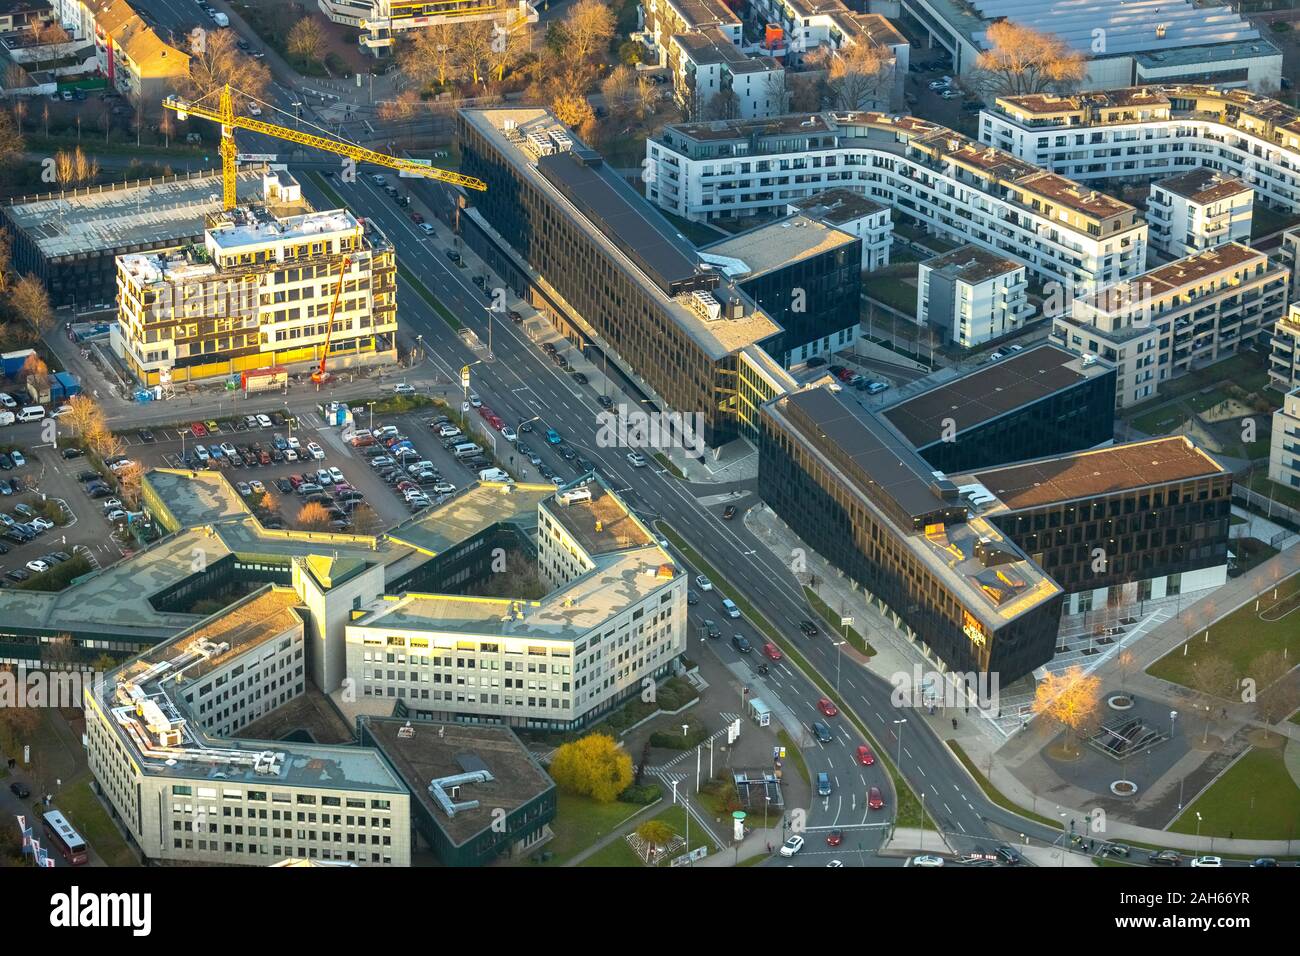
[84,587,413,866]
[1269,386,1300,492]
[113,205,398,386]
[917,244,1030,348]
[788,187,892,270]
[1053,243,1288,408]
[1270,305,1300,392]
[316,0,537,57]
[646,111,1147,292]
[1147,170,1253,260]
[981,86,1300,214]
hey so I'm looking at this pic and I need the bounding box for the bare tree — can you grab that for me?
[12,275,53,337]
[1249,650,1293,738]
[704,87,740,121]
[61,394,106,441]
[968,22,1086,97]
[789,72,824,112]
[601,65,639,120]
[396,22,459,89]
[488,17,531,84]
[287,17,326,67]
[764,71,792,115]
[1187,656,1237,744]
[176,28,271,103]
[818,43,894,112]
[296,501,331,531]
[452,21,495,89]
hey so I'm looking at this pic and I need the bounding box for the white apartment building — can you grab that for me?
[1281,226,1300,301]
[1269,385,1300,492]
[317,0,537,57]
[1147,169,1253,260]
[1269,304,1300,392]
[1053,242,1288,408]
[345,480,687,731]
[788,188,892,270]
[980,86,1300,214]
[917,244,1030,347]
[84,587,413,867]
[113,205,398,386]
[646,111,1147,292]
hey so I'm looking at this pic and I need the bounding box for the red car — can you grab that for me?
[762,642,782,661]
[288,474,305,489]
[837,368,855,382]
[826,829,843,847]
[478,405,494,419]
[190,422,207,437]
[867,786,884,810]
[411,212,424,224]
[856,744,875,766]
[817,697,838,717]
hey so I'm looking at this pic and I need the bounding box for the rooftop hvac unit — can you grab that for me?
[525,131,554,156]
[687,290,722,321]
[550,128,574,152]
[503,118,517,132]
[1081,353,1097,366]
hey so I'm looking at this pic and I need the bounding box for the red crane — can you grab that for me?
[311,255,351,384]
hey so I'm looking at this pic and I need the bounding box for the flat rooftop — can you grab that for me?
[546,481,652,557]
[789,187,887,224]
[1085,242,1266,313]
[1154,168,1251,204]
[883,344,1111,448]
[922,244,1022,284]
[1,169,267,260]
[208,207,359,252]
[663,0,740,28]
[386,482,553,556]
[700,215,857,278]
[361,718,553,848]
[956,437,1228,512]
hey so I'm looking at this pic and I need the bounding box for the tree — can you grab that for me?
[601,65,639,120]
[618,38,643,66]
[551,93,596,136]
[396,22,459,89]
[452,21,495,89]
[12,276,53,337]
[159,109,174,149]
[789,72,823,112]
[0,109,22,166]
[0,228,11,295]
[548,733,633,802]
[1031,665,1100,755]
[116,462,144,510]
[177,28,271,103]
[61,394,106,441]
[1249,650,1292,737]
[1187,655,1236,743]
[486,18,530,86]
[704,87,740,121]
[377,90,422,124]
[55,146,99,190]
[287,17,326,66]
[564,0,615,67]
[296,501,331,531]
[33,21,72,59]
[89,429,124,464]
[968,22,1086,97]
[820,43,894,112]
[635,819,677,857]
[764,71,792,115]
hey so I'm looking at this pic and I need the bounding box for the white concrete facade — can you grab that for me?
[1269,386,1300,492]
[917,246,1029,347]
[1147,173,1253,260]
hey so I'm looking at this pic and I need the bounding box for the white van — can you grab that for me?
[16,405,45,423]
[0,410,13,426]
[478,467,511,482]
[722,598,740,618]
[453,442,482,460]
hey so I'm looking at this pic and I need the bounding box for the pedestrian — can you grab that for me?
[767,841,772,853]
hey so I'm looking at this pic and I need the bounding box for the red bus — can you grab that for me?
[42,810,88,865]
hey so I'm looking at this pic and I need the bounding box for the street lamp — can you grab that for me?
[367,401,376,433]
[893,718,906,769]
[832,639,846,695]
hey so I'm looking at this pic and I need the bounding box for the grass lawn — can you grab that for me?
[946,740,1062,829]
[1147,571,1300,687]
[1130,403,1188,435]
[530,792,646,866]
[863,276,919,317]
[56,774,138,867]
[577,802,715,867]
[1186,387,1231,413]
[803,586,876,657]
[1169,747,1300,840]
[1245,470,1300,512]
[1232,537,1280,573]
[1251,204,1300,240]
[777,729,811,787]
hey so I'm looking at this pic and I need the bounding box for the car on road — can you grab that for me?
[721,598,740,618]
[703,619,721,640]
[597,395,614,410]
[762,642,782,661]
[731,634,752,654]
[817,697,838,717]
[626,451,647,468]
[994,844,1022,865]
[420,223,435,235]
[695,575,712,591]
[817,772,833,797]
[778,835,804,858]
[867,786,885,810]
[1191,856,1222,868]
[907,855,944,867]
[500,426,517,442]
[1148,849,1182,866]
[722,505,737,520]
[799,619,820,638]
[812,720,833,743]
[1251,857,1278,867]
[686,590,698,606]
[394,383,416,395]
[9,780,31,798]
[856,744,875,766]
[825,828,843,846]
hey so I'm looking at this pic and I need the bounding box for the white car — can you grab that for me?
[247,102,262,116]
[249,480,266,494]
[432,482,456,495]
[1191,856,1222,868]
[306,442,325,460]
[0,393,14,408]
[626,451,647,468]
[940,89,960,99]
[779,835,804,858]
[468,393,482,408]
[500,426,517,442]
[284,448,299,462]
[220,442,238,458]
[109,458,136,472]
[928,76,953,90]
[419,223,435,236]
[102,498,123,512]
[328,467,345,484]
[370,456,395,470]
[31,517,55,532]
[695,575,712,591]
[105,509,128,523]
[11,451,25,467]
[287,436,301,451]
[316,469,333,486]
[25,559,49,574]
[256,414,273,429]
[907,855,945,867]
[394,383,416,395]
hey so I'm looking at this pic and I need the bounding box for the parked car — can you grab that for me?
[779,835,804,858]
[1148,849,1183,866]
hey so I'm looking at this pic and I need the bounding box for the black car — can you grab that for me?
[731,634,753,654]
[598,395,614,410]
[995,845,1023,866]
[0,541,9,554]
[722,505,737,520]
[138,429,156,443]
[61,447,85,459]
[799,619,820,638]
[571,371,588,385]
[507,310,523,323]
[77,470,101,483]
[541,342,557,354]
[10,478,23,494]
[559,446,576,461]
[1148,850,1182,866]
[806,356,828,368]
[703,619,722,640]
[5,568,29,582]
[445,250,461,264]
[8,780,30,798]
[0,454,11,470]
[472,275,486,288]
[88,486,112,499]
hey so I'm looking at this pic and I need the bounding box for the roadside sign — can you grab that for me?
[399,158,434,178]
[460,365,471,389]
[840,616,853,627]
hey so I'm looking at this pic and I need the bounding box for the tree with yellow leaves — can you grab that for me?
[1031,665,1101,755]
[969,22,1086,97]
[549,732,633,802]
[296,501,332,531]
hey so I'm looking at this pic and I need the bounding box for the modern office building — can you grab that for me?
[358,718,556,866]
[646,111,1147,291]
[916,244,1030,348]
[113,204,398,386]
[760,382,1065,683]
[457,107,784,448]
[83,587,414,866]
[1270,305,1300,392]
[344,476,687,731]
[315,0,537,58]
[952,437,1231,614]
[698,214,862,366]
[881,344,1117,474]
[1146,170,1253,260]
[1054,243,1288,408]
[1,167,286,309]
[897,0,1280,90]
[1269,385,1300,492]
[981,86,1300,213]
[788,187,892,270]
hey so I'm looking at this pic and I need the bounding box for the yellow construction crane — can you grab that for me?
[164,84,486,210]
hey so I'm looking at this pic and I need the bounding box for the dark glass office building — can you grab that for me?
[882,345,1118,474]
[760,386,1065,682]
